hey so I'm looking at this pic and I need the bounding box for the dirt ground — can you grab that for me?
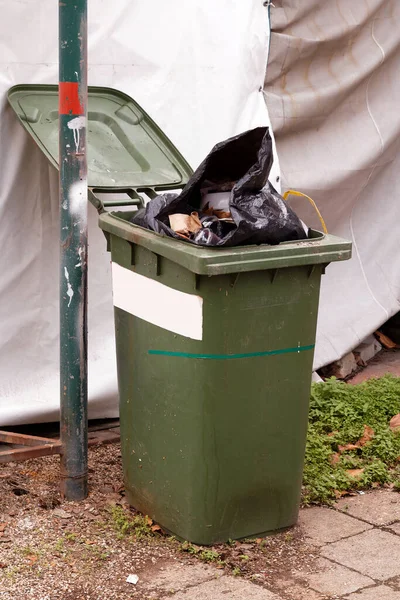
[0,443,322,600]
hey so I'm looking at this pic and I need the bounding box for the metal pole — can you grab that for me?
[59,0,88,500]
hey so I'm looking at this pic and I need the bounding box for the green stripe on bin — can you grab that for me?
[148,344,315,360]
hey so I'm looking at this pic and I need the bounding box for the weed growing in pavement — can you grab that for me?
[108,504,153,540]
[180,542,224,565]
[303,375,400,504]
[20,545,37,557]
[4,565,22,581]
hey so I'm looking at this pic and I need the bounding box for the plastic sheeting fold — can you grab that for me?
[264,0,400,370]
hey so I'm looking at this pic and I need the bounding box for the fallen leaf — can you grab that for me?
[338,425,375,454]
[255,538,263,544]
[26,555,38,564]
[390,414,400,431]
[346,469,364,480]
[334,489,350,499]
[146,516,153,527]
[358,425,374,446]
[338,444,359,453]
[151,524,161,532]
[52,508,72,519]
[375,330,397,349]
[330,452,341,465]
[0,563,7,569]
[327,431,339,437]
[0,524,7,533]
[26,471,38,478]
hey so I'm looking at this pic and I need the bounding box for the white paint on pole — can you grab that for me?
[64,267,74,307]
[68,180,87,218]
[67,115,86,152]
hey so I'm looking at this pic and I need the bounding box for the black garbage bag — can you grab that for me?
[132,127,306,247]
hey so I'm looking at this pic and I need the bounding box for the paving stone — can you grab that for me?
[167,575,282,599]
[275,581,324,600]
[321,529,400,580]
[298,507,372,545]
[387,522,400,536]
[335,490,400,525]
[140,561,220,595]
[346,585,400,599]
[301,558,374,595]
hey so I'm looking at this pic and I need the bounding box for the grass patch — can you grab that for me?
[303,375,400,504]
[108,504,153,540]
[180,542,224,565]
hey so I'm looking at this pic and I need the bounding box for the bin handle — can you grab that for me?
[88,187,146,214]
[283,190,328,234]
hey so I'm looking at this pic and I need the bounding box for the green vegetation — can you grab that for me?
[180,542,224,565]
[303,375,400,504]
[108,504,153,539]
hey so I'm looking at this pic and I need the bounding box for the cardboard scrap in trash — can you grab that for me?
[213,209,233,220]
[169,212,202,236]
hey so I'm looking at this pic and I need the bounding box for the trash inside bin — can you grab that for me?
[132,127,307,247]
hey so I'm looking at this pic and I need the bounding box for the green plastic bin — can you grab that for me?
[99,211,351,544]
[7,83,352,544]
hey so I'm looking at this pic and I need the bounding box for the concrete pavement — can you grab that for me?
[137,489,400,600]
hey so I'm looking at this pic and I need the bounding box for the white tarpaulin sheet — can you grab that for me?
[2,0,399,426]
[0,1,273,425]
[264,0,400,370]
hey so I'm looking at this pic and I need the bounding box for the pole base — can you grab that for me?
[60,474,88,501]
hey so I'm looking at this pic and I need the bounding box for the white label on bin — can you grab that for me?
[112,263,203,340]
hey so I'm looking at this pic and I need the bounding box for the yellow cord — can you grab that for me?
[283,189,328,234]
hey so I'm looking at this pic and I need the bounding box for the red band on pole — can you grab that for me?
[59,82,84,115]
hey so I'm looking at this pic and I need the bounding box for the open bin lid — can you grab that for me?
[7,84,192,208]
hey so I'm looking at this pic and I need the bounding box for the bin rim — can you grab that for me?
[99,210,352,276]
